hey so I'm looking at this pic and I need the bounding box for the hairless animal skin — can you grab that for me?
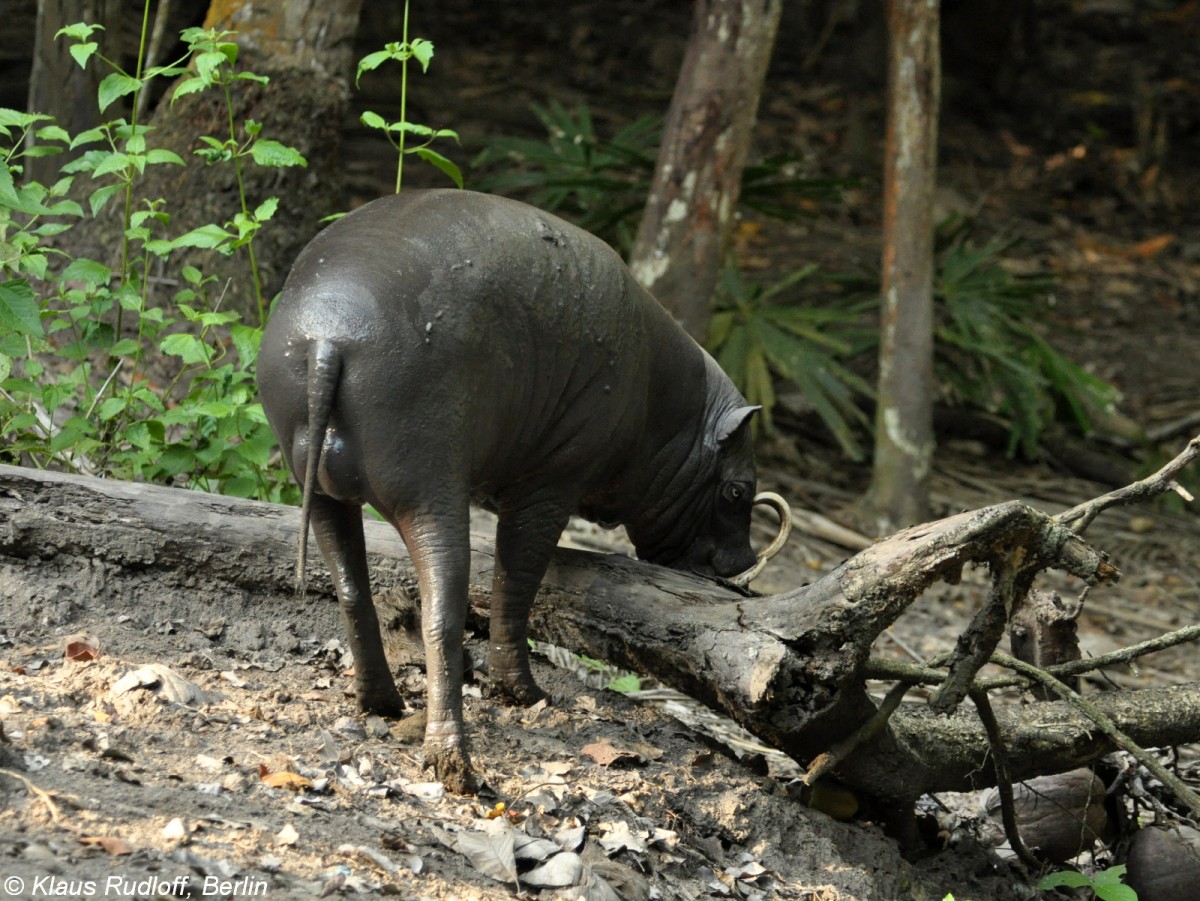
[258,189,760,791]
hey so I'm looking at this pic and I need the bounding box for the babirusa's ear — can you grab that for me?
[716,405,760,447]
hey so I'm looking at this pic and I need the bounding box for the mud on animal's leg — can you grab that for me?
[309,495,405,718]
[397,503,477,794]
[489,495,575,705]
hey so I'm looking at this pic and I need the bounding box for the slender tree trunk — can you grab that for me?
[867,0,940,530]
[628,0,783,341]
[25,0,111,184]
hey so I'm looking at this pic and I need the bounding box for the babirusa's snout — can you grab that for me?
[729,492,793,588]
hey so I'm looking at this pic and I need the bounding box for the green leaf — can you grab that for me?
[192,400,234,417]
[45,198,85,217]
[35,124,72,145]
[160,333,212,366]
[170,223,233,252]
[0,108,49,131]
[54,23,104,42]
[1038,871,1092,890]
[253,196,279,221]
[0,280,45,339]
[144,148,185,166]
[194,49,229,81]
[234,72,269,85]
[60,258,111,287]
[97,72,142,114]
[361,110,387,130]
[0,353,11,383]
[410,38,435,72]
[356,50,393,85]
[248,139,307,168]
[67,41,99,68]
[230,323,262,366]
[90,151,133,179]
[171,76,208,104]
[18,253,48,280]
[605,674,640,694]
[108,339,139,356]
[414,147,463,189]
[32,222,73,237]
[96,396,126,420]
[20,145,63,160]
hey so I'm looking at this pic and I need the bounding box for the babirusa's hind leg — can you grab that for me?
[395,497,476,793]
[309,494,405,717]
[490,491,574,704]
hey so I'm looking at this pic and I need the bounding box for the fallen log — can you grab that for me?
[3,460,1200,812]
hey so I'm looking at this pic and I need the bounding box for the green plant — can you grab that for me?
[705,265,874,460]
[0,6,300,503]
[1040,864,1137,900]
[934,236,1119,458]
[356,0,462,193]
[472,101,659,249]
[473,102,848,250]
[168,25,307,327]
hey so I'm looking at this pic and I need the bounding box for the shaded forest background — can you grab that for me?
[5,0,1198,464]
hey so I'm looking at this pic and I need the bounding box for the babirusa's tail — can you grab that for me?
[298,340,341,595]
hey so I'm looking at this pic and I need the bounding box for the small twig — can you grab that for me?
[85,359,124,419]
[0,769,63,824]
[991,651,1200,820]
[970,688,1040,870]
[804,681,911,785]
[1056,434,1200,534]
[865,621,1200,690]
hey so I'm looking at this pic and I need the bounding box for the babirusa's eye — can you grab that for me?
[722,483,745,503]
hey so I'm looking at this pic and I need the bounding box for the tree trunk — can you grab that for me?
[56,0,364,323]
[628,0,783,341]
[5,463,1199,812]
[25,0,111,184]
[867,0,940,530]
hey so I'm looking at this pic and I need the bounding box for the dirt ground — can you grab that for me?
[4,1,1200,900]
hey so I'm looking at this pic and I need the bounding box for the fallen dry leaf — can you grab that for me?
[1133,234,1175,259]
[111,663,224,706]
[522,851,584,888]
[580,740,641,768]
[277,823,300,846]
[79,835,133,856]
[64,635,100,662]
[261,771,314,792]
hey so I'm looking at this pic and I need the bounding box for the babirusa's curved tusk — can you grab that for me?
[730,491,793,588]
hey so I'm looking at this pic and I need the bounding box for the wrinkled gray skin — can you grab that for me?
[258,190,759,791]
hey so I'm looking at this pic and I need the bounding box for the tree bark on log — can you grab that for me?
[3,464,1200,808]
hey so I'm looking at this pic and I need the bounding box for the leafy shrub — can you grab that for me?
[473,101,848,251]
[934,236,1119,458]
[356,0,462,193]
[1040,864,1137,901]
[472,101,660,249]
[0,9,302,502]
[705,265,875,459]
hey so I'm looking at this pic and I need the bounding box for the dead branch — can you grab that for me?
[1056,435,1200,532]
